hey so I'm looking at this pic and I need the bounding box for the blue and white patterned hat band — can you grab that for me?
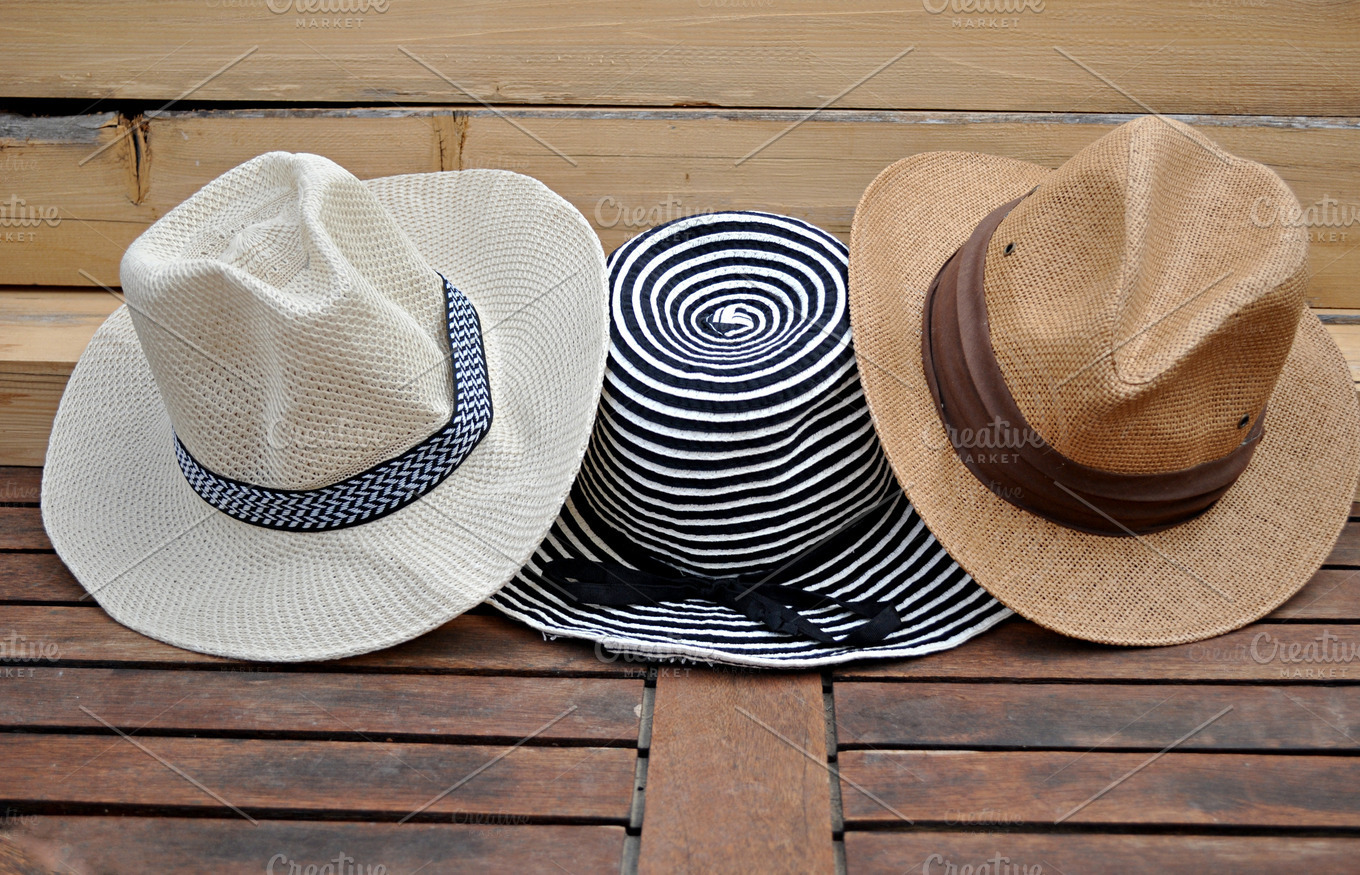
[175,274,493,532]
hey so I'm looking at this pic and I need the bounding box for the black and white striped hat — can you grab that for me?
[489,212,1011,666]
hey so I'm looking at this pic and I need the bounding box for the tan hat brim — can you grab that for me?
[41,170,608,661]
[848,151,1360,646]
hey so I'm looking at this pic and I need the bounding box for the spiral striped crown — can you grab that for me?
[578,211,897,575]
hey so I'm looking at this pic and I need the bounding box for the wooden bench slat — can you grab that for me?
[1,818,624,875]
[1272,569,1360,620]
[0,605,633,676]
[838,749,1360,828]
[4,2,1358,115]
[844,833,1360,875]
[0,733,635,821]
[834,683,1360,752]
[638,669,834,874]
[1328,521,1360,566]
[0,668,641,743]
[0,554,85,604]
[836,621,1360,682]
[0,507,48,549]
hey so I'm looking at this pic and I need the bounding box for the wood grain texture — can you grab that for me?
[844,833,1360,875]
[0,292,120,368]
[0,606,636,676]
[0,370,77,468]
[0,110,444,288]
[3,2,1359,114]
[1328,521,1360,566]
[638,669,834,874]
[144,110,450,214]
[0,507,48,549]
[0,113,140,287]
[1272,569,1360,620]
[0,818,625,875]
[834,683,1360,751]
[838,749,1360,827]
[4,110,1360,304]
[459,109,1360,305]
[836,621,1360,682]
[0,554,83,604]
[0,293,121,466]
[0,668,642,743]
[0,733,635,821]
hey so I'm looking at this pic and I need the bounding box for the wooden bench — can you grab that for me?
[3,2,1360,871]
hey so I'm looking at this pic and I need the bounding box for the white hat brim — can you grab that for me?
[41,169,609,662]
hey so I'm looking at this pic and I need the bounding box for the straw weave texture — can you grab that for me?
[848,117,1360,645]
[43,157,609,661]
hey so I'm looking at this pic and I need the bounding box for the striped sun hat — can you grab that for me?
[489,211,1011,666]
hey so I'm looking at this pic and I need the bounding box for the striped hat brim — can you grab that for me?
[492,487,1011,667]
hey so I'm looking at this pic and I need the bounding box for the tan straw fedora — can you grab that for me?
[42,152,609,661]
[848,116,1360,646]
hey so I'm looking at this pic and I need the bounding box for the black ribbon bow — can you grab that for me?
[538,557,906,647]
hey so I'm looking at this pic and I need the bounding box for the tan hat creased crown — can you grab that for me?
[977,119,1307,479]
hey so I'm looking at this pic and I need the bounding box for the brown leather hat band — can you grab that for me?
[920,197,1266,537]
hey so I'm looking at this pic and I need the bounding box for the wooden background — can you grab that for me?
[2,3,1360,873]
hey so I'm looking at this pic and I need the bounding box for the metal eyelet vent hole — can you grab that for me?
[1238,414,1250,429]
[1003,242,1016,256]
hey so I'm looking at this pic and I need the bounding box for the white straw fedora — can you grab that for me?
[490,211,1011,667]
[41,153,609,661]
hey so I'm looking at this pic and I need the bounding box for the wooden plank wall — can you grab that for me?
[4,109,1360,300]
